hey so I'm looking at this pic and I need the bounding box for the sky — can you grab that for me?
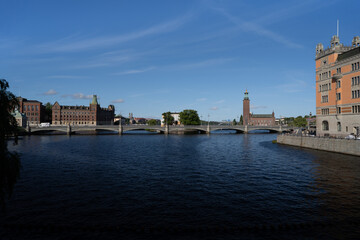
[1,0,359,121]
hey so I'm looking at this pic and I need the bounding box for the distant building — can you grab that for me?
[315,35,360,137]
[52,95,115,125]
[11,109,27,128]
[17,97,46,125]
[161,112,181,126]
[243,90,275,126]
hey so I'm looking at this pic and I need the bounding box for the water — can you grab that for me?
[1,133,360,239]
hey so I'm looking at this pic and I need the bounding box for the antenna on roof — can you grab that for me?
[337,19,339,37]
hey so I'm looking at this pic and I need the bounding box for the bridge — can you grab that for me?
[28,124,292,135]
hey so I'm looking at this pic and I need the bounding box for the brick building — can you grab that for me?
[315,35,360,137]
[243,90,275,126]
[52,95,115,125]
[17,97,46,125]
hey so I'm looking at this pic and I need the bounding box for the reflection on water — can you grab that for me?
[1,134,360,239]
[0,141,21,211]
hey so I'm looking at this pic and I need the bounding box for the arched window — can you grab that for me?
[322,121,329,131]
[337,122,341,132]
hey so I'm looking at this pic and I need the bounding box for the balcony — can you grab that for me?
[332,73,343,81]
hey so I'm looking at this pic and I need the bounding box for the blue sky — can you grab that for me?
[1,0,359,121]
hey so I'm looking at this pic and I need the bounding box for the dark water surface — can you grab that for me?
[2,133,360,239]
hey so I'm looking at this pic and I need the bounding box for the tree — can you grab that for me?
[162,112,174,125]
[232,119,237,125]
[240,115,243,125]
[293,116,307,127]
[147,119,158,126]
[45,102,52,122]
[179,109,200,125]
[0,79,21,209]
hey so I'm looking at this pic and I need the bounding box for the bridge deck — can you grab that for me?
[29,125,291,134]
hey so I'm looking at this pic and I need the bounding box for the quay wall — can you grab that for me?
[277,135,360,156]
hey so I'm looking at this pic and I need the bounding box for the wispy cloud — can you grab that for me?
[210,106,218,110]
[276,80,307,93]
[215,99,225,104]
[250,105,267,109]
[212,8,302,48]
[44,89,58,95]
[167,58,233,70]
[111,99,125,103]
[47,75,85,79]
[113,67,155,75]
[36,13,192,53]
[197,98,207,102]
[62,93,93,99]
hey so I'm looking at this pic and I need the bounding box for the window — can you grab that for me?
[336,93,341,100]
[337,107,341,114]
[352,90,360,99]
[337,122,341,132]
[352,76,360,86]
[322,121,329,131]
[337,68,341,73]
[336,80,341,88]
[31,105,34,111]
[27,105,30,111]
[353,105,360,113]
[321,108,329,115]
[322,95,329,103]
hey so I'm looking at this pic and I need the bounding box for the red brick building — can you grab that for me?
[52,95,115,125]
[17,97,46,125]
[243,90,275,126]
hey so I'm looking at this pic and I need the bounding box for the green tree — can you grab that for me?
[232,119,237,125]
[0,79,21,209]
[162,112,174,125]
[240,115,243,125]
[45,102,52,122]
[147,119,158,126]
[293,116,307,127]
[179,109,200,125]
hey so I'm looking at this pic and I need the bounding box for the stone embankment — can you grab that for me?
[277,134,360,156]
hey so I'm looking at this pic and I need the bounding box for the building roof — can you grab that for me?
[251,114,273,118]
[337,46,360,62]
[11,110,26,118]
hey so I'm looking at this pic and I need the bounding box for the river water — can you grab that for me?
[1,132,360,239]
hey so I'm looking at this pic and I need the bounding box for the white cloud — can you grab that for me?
[44,89,58,95]
[197,98,207,102]
[210,106,218,110]
[215,99,225,104]
[111,99,125,103]
[113,67,155,75]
